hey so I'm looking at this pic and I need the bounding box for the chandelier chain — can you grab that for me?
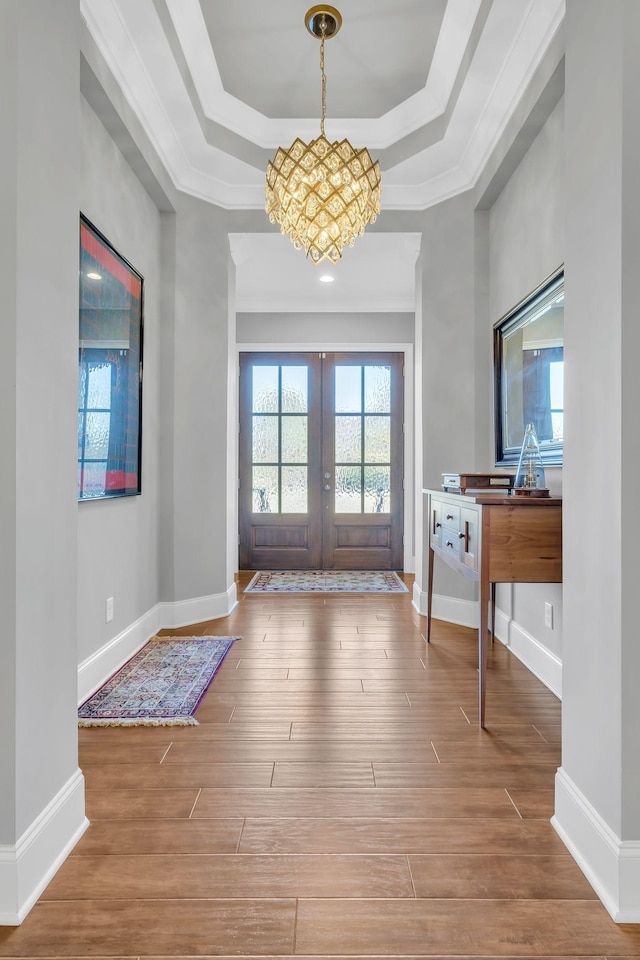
[265,5,381,264]
[320,15,327,136]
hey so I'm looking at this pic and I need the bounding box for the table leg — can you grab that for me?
[491,582,496,643]
[426,544,434,643]
[479,511,491,729]
[479,574,489,728]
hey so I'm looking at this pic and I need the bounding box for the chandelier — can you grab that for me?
[265,5,381,265]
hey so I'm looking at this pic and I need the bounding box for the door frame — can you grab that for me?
[234,341,415,573]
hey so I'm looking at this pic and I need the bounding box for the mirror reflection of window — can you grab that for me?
[495,270,564,466]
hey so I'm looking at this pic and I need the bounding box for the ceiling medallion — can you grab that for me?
[265,5,382,265]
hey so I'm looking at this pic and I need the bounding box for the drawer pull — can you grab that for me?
[458,531,465,539]
[446,513,454,520]
[445,540,454,548]
[435,522,441,528]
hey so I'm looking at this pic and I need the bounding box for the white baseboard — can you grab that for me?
[553,767,640,922]
[158,582,238,630]
[77,604,162,705]
[411,585,478,628]
[78,582,239,704]
[0,769,88,926]
[411,593,562,699]
[431,593,478,629]
[494,607,562,698]
[412,581,427,616]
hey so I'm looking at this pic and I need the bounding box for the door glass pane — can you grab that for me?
[364,416,390,463]
[282,366,308,413]
[252,415,279,462]
[253,366,279,413]
[80,461,107,498]
[335,465,362,513]
[282,416,307,463]
[84,411,110,459]
[335,416,361,463]
[77,417,85,459]
[78,364,87,408]
[281,466,307,513]
[364,465,390,513]
[87,362,112,408]
[365,365,390,413]
[335,366,362,412]
[252,465,279,512]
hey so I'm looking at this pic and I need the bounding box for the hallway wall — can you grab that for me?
[486,97,565,690]
[0,0,87,925]
[78,95,163,670]
[237,312,415,344]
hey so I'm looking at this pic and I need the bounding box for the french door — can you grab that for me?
[238,352,404,570]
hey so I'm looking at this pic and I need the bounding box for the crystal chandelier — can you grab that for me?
[265,5,381,265]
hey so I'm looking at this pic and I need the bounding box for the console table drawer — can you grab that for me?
[441,527,463,562]
[460,505,480,573]
[442,503,460,527]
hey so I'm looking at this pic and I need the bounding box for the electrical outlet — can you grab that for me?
[105,597,114,623]
[544,601,553,629]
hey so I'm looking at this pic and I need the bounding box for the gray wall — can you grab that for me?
[487,97,565,663]
[79,95,235,639]
[0,0,81,840]
[562,0,640,839]
[237,312,415,344]
[167,196,231,602]
[421,193,479,602]
[78,96,162,666]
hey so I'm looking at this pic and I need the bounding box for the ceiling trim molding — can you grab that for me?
[80,0,565,212]
[164,0,483,148]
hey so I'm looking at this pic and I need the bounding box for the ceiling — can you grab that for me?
[80,0,564,312]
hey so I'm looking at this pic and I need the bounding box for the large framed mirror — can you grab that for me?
[494,267,564,466]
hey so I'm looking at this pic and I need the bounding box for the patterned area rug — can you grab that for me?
[244,570,408,594]
[78,636,238,727]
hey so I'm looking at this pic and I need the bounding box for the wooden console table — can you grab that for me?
[424,489,562,727]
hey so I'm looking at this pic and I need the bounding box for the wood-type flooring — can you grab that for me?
[2,571,640,958]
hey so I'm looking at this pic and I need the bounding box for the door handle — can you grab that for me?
[324,484,331,491]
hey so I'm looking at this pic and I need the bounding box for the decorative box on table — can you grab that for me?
[441,472,515,495]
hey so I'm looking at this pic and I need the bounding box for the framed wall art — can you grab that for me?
[78,215,144,500]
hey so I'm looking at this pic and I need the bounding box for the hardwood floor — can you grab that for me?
[2,571,640,957]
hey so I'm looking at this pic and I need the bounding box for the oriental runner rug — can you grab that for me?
[78,635,238,727]
[244,570,408,594]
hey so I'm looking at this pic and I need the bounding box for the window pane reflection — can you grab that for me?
[84,411,111,459]
[87,362,112,408]
[80,461,107,498]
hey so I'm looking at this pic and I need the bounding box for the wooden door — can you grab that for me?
[239,353,322,569]
[321,353,404,570]
[239,352,404,570]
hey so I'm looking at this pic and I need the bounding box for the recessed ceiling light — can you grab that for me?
[319,274,335,283]
[86,271,102,280]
